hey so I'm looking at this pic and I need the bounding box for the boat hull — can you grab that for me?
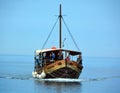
[45,67,82,79]
[33,60,83,79]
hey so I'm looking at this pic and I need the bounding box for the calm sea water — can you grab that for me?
[0,55,120,93]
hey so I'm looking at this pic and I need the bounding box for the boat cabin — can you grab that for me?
[34,48,82,68]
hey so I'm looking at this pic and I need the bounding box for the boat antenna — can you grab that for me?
[62,37,66,47]
[59,4,62,48]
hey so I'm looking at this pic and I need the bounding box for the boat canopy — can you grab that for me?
[35,48,81,56]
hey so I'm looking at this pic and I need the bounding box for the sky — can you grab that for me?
[0,0,120,57]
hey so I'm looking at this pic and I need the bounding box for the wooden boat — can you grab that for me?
[32,4,83,79]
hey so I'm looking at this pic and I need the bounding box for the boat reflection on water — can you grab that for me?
[34,78,82,93]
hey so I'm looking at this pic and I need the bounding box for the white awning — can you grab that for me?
[35,48,81,56]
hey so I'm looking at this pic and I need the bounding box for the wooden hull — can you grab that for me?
[35,60,83,79]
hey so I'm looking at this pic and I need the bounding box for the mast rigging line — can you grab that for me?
[62,17,80,51]
[41,17,59,50]
[41,11,80,51]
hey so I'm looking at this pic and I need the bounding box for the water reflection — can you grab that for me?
[34,79,82,93]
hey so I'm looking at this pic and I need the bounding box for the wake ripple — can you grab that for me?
[39,78,84,83]
[0,74,120,82]
[35,76,120,83]
[0,74,32,80]
[37,76,120,83]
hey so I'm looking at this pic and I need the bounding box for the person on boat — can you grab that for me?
[57,51,63,60]
[47,52,55,63]
[48,52,55,60]
[65,55,70,61]
[34,56,40,66]
[38,53,45,66]
[43,52,47,59]
[51,52,55,60]
[77,54,82,65]
[48,53,52,60]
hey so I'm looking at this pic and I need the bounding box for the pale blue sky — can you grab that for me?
[0,0,120,57]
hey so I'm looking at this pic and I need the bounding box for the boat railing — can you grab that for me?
[34,53,82,69]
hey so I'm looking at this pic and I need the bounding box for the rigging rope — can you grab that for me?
[41,17,59,50]
[41,16,80,51]
[62,17,80,51]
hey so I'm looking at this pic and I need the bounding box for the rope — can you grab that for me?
[41,17,59,49]
[62,17,80,51]
[41,16,80,51]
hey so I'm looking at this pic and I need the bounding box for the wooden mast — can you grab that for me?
[59,4,62,48]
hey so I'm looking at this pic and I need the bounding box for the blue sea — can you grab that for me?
[0,55,120,93]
